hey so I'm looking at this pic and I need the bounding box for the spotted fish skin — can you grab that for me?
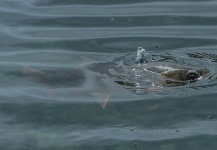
[143,62,209,85]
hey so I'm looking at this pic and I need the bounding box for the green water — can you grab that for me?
[0,0,217,149]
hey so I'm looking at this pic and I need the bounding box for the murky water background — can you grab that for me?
[0,0,217,149]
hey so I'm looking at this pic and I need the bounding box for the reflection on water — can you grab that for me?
[1,0,217,149]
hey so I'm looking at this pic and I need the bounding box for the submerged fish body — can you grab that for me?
[23,66,86,87]
[23,60,209,88]
[21,58,209,108]
[22,64,116,108]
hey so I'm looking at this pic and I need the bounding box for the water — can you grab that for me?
[1,0,217,149]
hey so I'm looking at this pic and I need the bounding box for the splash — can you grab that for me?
[135,47,152,64]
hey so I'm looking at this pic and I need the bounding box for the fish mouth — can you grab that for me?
[186,70,200,81]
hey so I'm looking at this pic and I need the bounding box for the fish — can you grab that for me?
[21,57,210,108]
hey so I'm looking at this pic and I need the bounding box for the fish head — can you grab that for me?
[161,67,210,83]
[186,68,210,81]
[196,68,210,76]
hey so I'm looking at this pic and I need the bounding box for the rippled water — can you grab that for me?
[1,0,217,149]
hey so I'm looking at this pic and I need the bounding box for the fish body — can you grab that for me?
[21,59,209,108]
[23,61,209,88]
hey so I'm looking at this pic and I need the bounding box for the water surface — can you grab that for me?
[0,0,217,149]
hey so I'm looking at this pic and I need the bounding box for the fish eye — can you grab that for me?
[202,69,207,74]
[186,71,199,81]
